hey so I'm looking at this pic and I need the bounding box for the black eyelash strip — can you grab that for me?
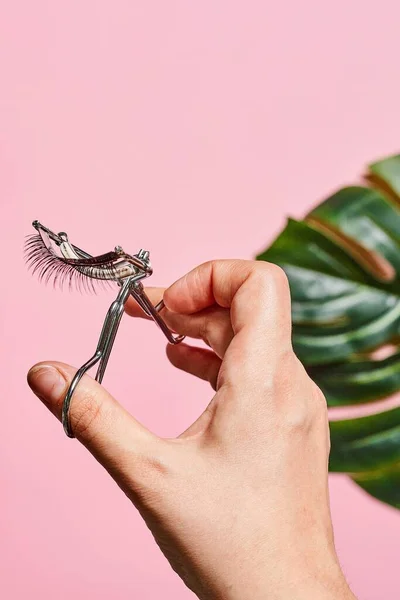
[24,234,118,293]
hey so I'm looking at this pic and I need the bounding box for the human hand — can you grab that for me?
[28,260,356,600]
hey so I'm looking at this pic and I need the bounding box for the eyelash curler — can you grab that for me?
[25,220,184,438]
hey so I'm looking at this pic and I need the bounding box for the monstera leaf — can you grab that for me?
[257,154,400,509]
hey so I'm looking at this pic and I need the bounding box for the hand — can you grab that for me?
[28,260,356,600]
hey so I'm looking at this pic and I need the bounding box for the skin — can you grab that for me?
[27,260,356,600]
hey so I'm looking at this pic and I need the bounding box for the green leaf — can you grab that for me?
[353,466,400,509]
[256,153,400,509]
[308,186,400,272]
[369,154,400,199]
[309,351,400,406]
[258,218,400,365]
[329,407,400,472]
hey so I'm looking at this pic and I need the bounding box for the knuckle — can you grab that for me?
[307,381,328,421]
[268,262,289,287]
[70,391,103,441]
[284,386,327,434]
[282,358,327,433]
[254,262,289,291]
[312,382,328,411]
[284,401,312,433]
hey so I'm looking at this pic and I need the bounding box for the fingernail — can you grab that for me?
[27,365,67,405]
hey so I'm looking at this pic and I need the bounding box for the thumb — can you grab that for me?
[27,361,165,493]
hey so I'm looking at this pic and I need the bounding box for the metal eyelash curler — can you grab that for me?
[25,220,184,438]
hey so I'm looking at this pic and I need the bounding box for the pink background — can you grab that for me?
[1,2,400,598]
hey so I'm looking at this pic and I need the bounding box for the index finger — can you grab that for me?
[164,260,292,341]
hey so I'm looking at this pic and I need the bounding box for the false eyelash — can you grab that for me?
[24,234,118,293]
